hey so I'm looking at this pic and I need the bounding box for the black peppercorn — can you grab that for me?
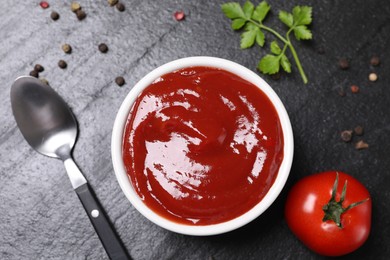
[58,60,67,69]
[34,64,44,73]
[98,43,108,53]
[338,58,349,70]
[115,76,125,86]
[29,70,39,78]
[76,9,86,20]
[354,126,364,136]
[370,55,380,66]
[116,2,125,12]
[51,11,60,21]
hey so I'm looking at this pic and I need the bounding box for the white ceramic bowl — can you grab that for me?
[111,56,294,236]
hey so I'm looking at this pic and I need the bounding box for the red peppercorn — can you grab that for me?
[174,11,185,21]
[40,1,50,9]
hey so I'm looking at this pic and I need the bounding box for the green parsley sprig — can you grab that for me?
[221,1,313,84]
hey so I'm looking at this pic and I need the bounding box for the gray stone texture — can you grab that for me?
[1,0,389,259]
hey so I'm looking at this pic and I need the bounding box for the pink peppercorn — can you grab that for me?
[174,11,185,21]
[40,1,50,9]
[350,85,359,93]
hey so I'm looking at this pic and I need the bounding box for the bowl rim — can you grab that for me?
[111,56,294,236]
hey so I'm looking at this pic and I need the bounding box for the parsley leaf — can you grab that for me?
[243,23,265,46]
[258,54,280,74]
[280,54,292,73]
[221,2,245,19]
[252,1,271,23]
[243,1,255,19]
[293,25,312,40]
[292,6,312,25]
[270,41,282,55]
[279,11,294,28]
[256,29,265,47]
[241,28,258,49]
[222,1,313,83]
[231,18,246,30]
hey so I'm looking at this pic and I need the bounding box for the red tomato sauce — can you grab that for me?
[122,66,284,225]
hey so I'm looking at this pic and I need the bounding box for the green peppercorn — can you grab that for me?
[62,44,72,54]
[108,0,118,6]
[71,2,81,12]
[40,78,49,85]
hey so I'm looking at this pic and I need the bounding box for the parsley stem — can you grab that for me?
[249,19,308,84]
[286,33,308,84]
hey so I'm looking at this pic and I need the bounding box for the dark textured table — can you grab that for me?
[1,1,389,259]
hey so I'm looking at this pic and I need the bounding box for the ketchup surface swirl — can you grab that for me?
[122,66,284,225]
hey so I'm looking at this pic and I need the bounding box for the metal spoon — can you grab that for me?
[10,76,130,260]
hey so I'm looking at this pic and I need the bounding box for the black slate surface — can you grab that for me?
[1,1,389,259]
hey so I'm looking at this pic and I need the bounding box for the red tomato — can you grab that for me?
[285,171,371,256]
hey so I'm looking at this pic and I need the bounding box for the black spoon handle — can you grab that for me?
[75,183,131,260]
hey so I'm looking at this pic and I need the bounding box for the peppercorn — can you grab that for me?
[76,9,86,20]
[58,60,67,69]
[71,2,81,12]
[34,64,44,73]
[354,126,364,136]
[40,1,49,9]
[116,2,125,12]
[50,11,60,21]
[115,76,125,86]
[369,73,378,82]
[350,85,359,93]
[62,44,72,54]
[98,43,108,53]
[370,55,380,66]
[40,78,49,85]
[108,0,118,6]
[174,11,185,21]
[338,58,349,70]
[29,70,39,78]
[355,140,369,150]
[341,130,353,142]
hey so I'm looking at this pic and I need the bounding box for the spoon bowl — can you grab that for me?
[11,76,130,260]
[11,76,76,159]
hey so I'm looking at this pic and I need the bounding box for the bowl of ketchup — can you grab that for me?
[112,57,293,236]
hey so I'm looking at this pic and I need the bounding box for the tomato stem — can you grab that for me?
[322,172,369,228]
